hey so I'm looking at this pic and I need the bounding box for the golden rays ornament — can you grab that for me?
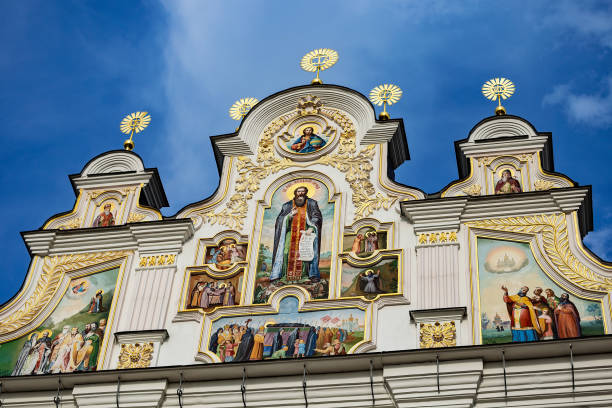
[120,111,151,151]
[482,77,515,115]
[301,48,338,85]
[229,97,259,127]
[369,84,402,120]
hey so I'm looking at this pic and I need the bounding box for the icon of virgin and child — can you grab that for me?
[271,186,322,284]
[289,127,326,153]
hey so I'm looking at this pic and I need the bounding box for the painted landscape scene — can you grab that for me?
[0,267,119,376]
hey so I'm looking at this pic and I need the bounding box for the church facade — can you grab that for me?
[0,84,611,407]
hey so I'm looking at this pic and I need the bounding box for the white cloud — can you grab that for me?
[544,1,612,49]
[543,77,612,126]
[584,224,612,260]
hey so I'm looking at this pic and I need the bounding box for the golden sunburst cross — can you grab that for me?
[120,112,151,151]
[369,84,402,120]
[229,97,259,130]
[301,48,338,85]
[482,77,515,116]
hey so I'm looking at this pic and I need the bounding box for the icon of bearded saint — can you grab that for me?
[495,169,522,195]
[93,203,115,227]
[270,186,322,283]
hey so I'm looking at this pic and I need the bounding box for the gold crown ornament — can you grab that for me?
[369,84,402,120]
[482,77,515,115]
[300,48,338,85]
[120,112,151,151]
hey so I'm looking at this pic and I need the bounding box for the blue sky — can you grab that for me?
[1,1,611,303]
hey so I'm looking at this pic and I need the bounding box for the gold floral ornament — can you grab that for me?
[117,342,154,369]
[369,84,402,120]
[482,77,515,116]
[120,111,151,151]
[301,48,338,85]
[229,97,258,130]
[420,321,456,348]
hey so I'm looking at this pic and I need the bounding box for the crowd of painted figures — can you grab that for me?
[209,320,354,362]
[12,319,107,375]
[502,286,582,342]
[189,281,237,309]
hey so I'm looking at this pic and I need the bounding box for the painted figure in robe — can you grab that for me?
[93,203,115,227]
[290,127,326,153]
[554,293,582,338]
[271,186,322,283]
[495,169,522,194]
[501,285,542,342]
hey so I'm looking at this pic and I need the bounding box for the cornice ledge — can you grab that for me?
[72,379,167,408]
[129,219,195,253]
[400,197,468,233]
[361,120,399,145]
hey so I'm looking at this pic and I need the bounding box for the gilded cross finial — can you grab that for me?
[482,78,515,116]
[229,97,259,130]
[369,84,402,120]
[120,112,151,151]
[301,48,338,85]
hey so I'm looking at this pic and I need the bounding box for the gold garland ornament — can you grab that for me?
[369,84,402,120]
[0,251,130,335]
[468,214,612,291]
[301,48,338,85]
[482,77,515,116]
[120,111,151,151]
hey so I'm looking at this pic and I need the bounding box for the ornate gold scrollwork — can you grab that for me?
[420,321,456,348]
[462,184,482,196]
[0,251,130,335]
[534,179,555,191]
[117,342,154,369]
[58,217,82,230]
[198,98,396,229]
[468,214,612,291]
[127,213,146,223]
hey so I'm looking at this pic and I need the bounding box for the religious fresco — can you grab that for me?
[254,178,335,304]
[92,201,116,227]
[287,125,328,154]
[343,227,387,257]
[477,238,604,344]
[186,270,243,311]
[494,169,522,195]
[0,267,120,376]
[340,257,399,299]
[208,296,365,362]
[204,238,247,270]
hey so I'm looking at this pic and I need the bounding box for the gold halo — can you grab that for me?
[28,331,40,340]
[295,123,322,139]
[369,84,402,106]
[285,181,318,200]
[482,77,515,101]
[300,48,338,72]
[41,329,53,338]
[120,112,151,135]
[498,168,516,178]
[98,201,115,213]
[229,97,259,121]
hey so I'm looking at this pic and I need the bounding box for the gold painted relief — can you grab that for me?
[117,343,154,369]
[194,95,397,229]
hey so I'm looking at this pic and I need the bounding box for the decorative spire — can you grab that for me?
[482,77,515,116]
[300,48,338,85]
[229,97,258,130]
[120,112,151,151]
[369,84,402,120]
